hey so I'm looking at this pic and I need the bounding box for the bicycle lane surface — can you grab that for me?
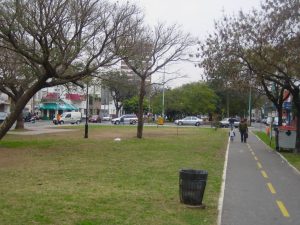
[221,130,300,225]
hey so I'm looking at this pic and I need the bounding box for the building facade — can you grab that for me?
[0,92,10,113]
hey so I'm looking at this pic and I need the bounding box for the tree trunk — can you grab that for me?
[293,92,300,153]
[9,101,25,130]
[15,113,25,130]
[0,101,29,139]
[115,104,123,118]
[275,105,284,151]
[116,109,120,118]
[137,78,146,139]
[0,78,47,140]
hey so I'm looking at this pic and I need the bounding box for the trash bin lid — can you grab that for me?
[279,126,296,131]
[179,169,208,180]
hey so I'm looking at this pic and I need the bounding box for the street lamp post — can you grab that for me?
[248,84,252,126]
[84,83,89,138]
[248,71,252,126]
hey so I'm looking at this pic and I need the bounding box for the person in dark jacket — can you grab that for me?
[229,117,235,128]
[239,119,248,143]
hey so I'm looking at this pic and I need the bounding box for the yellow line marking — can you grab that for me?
[251,151,255,156]
[254,156,258,161]
[261,170,268,178]
[276,200,290,217]
[267,183,276,194]
[257,162,262,169]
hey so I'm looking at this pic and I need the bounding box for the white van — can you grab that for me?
[53,112,82,124]
[266,116,273,125]
[266,116,284,126]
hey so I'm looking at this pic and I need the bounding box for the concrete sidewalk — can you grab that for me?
[220,130,300,225]
[8,126,77,135]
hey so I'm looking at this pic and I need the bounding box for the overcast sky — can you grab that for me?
[128,0,263,87]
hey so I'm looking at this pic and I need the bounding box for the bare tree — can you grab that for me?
[117,23,195,138]
[0,0,141,139]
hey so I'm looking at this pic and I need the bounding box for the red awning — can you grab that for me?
[43,92,59,100]
[65,93,84,101]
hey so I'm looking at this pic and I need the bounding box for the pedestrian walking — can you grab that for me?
[56,113,62,125]
[229,127,235,141]
[229,117,235,128]
[238,118,248,143]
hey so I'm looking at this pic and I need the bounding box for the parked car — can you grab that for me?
[111,114,138,125]
[220,118,240,128]
[53,112,82,124]
[265,116,286,126]
[266,116,273,125]
[0,112,8,123]
[262,117,268,124]
[89,115,101,123]
[174,116,203,126]
[101,115,112,121]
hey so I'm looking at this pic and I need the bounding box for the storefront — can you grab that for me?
[38,101,78,120]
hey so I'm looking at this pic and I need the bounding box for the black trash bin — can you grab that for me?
[179,169,208,206]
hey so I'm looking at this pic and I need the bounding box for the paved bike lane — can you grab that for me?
[220,130,300,225]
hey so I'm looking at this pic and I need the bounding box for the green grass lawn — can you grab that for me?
[254,131,276,149]
[0,126,227,225]
[254,131,300,171]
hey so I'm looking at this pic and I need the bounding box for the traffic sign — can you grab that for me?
[283,102,292,110]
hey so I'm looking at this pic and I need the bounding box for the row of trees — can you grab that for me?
[199,0,300,152]
[0,0,194,139]
[151,82,218,120]
[100,71,139,117]
[149,81,263,122]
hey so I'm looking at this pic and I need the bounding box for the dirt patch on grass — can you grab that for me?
[0,148,33,168]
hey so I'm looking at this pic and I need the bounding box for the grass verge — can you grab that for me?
[0,126,227,225]
[254,131,300,171]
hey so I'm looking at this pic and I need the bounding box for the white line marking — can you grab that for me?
[217,137,230,225]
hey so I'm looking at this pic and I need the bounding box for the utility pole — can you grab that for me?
[84,83,89,139]
[248,85,252,126]
[226,89,229,118]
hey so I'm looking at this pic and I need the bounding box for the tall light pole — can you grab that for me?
[248,85,252,126]
[84,82,89,138]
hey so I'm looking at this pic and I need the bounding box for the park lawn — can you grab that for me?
[254,131,300,171]
[0,126,227,225]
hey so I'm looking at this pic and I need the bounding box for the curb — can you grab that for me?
[252,130,300,176]
[217,137,230,225]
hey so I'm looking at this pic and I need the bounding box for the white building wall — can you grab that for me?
[0,93,10,113]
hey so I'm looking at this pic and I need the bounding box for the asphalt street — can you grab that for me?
[221,129,300,225]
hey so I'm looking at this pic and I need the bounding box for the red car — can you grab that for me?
[89,115,101,123]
